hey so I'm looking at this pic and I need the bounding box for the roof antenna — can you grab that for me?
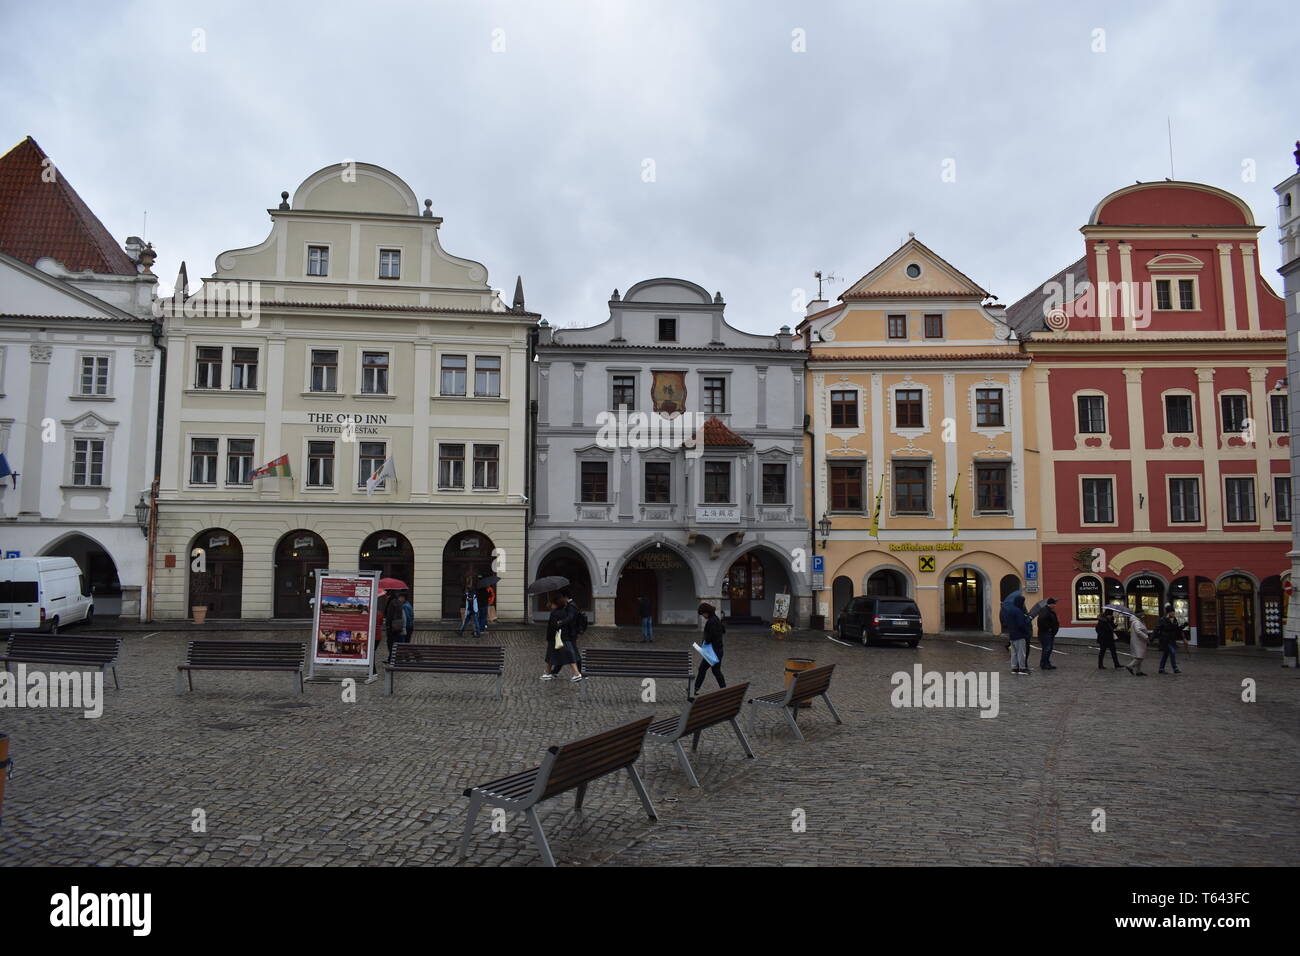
[813,270,839,298]
[142,210,147,242]
[1166,116,1175,180]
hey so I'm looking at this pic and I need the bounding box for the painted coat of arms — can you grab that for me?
[651,370,687,417]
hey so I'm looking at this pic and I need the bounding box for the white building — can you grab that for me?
[0,137,160,621]
[530,278,810,626]
[1277,142,1300,666]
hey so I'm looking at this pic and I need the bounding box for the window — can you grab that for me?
[1178,278,1196,310]
[895,389,923,428]
[378,249,401,279]
[612,375,635,410]
[231,348,258,390]
[441,355,467,396]
[1275,476,1292,522]
[307,245,329,276]
[226,439,254,485]
[311,350,338,392]
[79,355,109,396]
[657,317,677,342]
[830,463,863,511]
[189,438,218,485]
[195,347,222,389]
[1220,394,1248,433]
[1155,280,1172,311]
[1169,477,1201,523]
[1077,395,1106,433]
[830,390,858,427]
[1075,575,1103,621]
[887,314,908,339]
[438,444,465,489]
[73,438,106,486]
[924,314,944,338]
[1155,278,1197,311]
[975,464,1009,513]
[1224,477,1256,523]
[644,461,671,503]
[762,463,788,504]
[1082,478,1114,523]
[1164,394,1194,433]
[473,445,499,489]
[361,351,389,394]
[1271,394,1289,433]
[893,463,929,514]
[976,389,1004,427]
[703,377,727,414]
[581,461,608,502]
[308,441,335,487]
[358,442,386,488]
[474,356,501,397]
[704,461,731,504]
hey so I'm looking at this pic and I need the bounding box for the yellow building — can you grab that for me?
[800,239,1040,633]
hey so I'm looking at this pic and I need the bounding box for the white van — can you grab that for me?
[0,557,94,632]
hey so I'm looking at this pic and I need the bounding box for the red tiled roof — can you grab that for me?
[702,416,752,446]
[0,137,136,275]
[841,290,990,299]
[809,352,1027,362]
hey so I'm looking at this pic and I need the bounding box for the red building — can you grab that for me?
[1009,181,1289,646]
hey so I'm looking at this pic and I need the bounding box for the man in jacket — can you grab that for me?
[1096,609,1121,669]
[1002,593,1033,675]
[638,595,653,642]
[1155,605,1185,674]
[1038,597,1061,670]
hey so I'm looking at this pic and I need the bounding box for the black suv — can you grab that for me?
[836,596,923,647]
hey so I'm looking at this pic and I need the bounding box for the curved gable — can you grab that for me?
[624,277,712,304]
[291,162,420,216]
[1089,182,1255,228]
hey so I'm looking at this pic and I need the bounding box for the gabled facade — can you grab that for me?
[0,137,160,621]
[153,162,536,621]
[1012,181,1288,645]
[801,239,1038,633]
[530,278,809,625]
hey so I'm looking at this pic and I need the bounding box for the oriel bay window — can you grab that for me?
[441,355,467,396]
[895,389,923,428]
[195,346,222,389]
[975,464,1009,513]
[830,390,858,427]
[231,348,259,390]
[190,438,218,485]
[762,462,788,504]
[358,442,386,488]
[893,463,929,514]
[361,352,389,394]
[975,389,1004,427]
[580,461,608,502]
[1081,477,1114,524]
[704,461,731,504]
[644,461,671,503]
[438,444,466,489]
[226,439,254,485]
[72,438,106,487]
[829,463,863,512]
[307,441,335,487]
[472,445,499,489]
[310,350,338,392]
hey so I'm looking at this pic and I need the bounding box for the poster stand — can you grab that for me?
[305,569,382,685]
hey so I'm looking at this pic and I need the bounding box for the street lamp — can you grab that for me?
[818,513,832,548]
[134,492,151,537]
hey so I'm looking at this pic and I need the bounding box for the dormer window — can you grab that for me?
[657,317,677,342]
[1154,277,1197,311]
[379,249,401,280]
[307,245,329,276]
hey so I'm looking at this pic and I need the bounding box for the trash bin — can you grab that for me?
[0,733,10,825]
[785,658,815,708]
[809,614,825,631]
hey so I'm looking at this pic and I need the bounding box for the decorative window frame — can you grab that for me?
[222,434,260,489]
[756,446,794,508]
[827,381,864,433]
[696,368,733,419]
[352,439,392,495]
[73,350,114,400]
[640,446,677,506]
[354,348,395,400]
[469,441,502,493]
[1217,389,1251,437]
[1165,473,1204,526]
[826,455,868,515]
[191,343,225,391]
[302,436,338,492]
[885,312,910,341]
[471,352,506,398]
[889,456,934,518]
[1072,573,1105,623]
[574,444,615,507]
[655,315,679,343]
[888,378,932,438]
[607,368,641,412]
[62,412,117,491]
[1072,388,1111,450]
[183,431,224,489]
[922,311,946,340]
[971,457,1013,516]
[435,441,468,491]
[968,377,1009,437]
[1078,474,1118,527]
[304,343,344,396]
[1159,388,1199,449]
[1273,475,1292,524]
[1151,273,1201,312]
[699,452,745,507]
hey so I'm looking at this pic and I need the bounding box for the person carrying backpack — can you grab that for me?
[1096,609,1121,669]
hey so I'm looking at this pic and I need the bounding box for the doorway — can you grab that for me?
[616,568,657,625]
[274,531,329,618]
[535,548,593,617]
[1217,575,1256,646]
[360,530,414,606]
[189,529,243,619]
[866,568,908,596]
[944,569,983,630]
[725,553,765,620]
[442,531,495,619]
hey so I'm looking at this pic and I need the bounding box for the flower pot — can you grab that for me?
[191,605,208,624]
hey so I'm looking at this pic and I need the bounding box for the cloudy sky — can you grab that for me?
[1,0,1294,331]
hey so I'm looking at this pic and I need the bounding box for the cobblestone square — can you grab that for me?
[1,628,1297,867]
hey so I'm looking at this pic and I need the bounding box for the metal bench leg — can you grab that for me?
[107,664,119,691]
[188,670,194,692]
[295,671,304,695]
[672,740,700,788]
[748,701,756,735]
[730,718,756,758]
[525,807,556,867]
[386,669,394,696]
[495,673,502,700]
[574,782,587,811]
[822,692,843,725]
[458,793,484,860]
[691,730,702,753]
[784,706,805,742]
[625,764,659,821]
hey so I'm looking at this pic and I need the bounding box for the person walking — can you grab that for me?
[399,592,414,644]
[1037,597,1061,670]
[476,586,490,632]
[1096,608,1121,669]
[693,603,727,695]
[546,589,586,677]
[457,583,482,637]
[1156,605,1184,674]
[540,591,584,682]
[383,591,407,659]
[1125,614,1151,676]
[638,595,653,643]
[1002,593,1032,675]
[485,583,496,626]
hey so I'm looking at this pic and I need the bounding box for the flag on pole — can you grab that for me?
[250,454,291,480]
[0,452,15,488]
[951,472,960,540]
[366,456,396,496]
[869,474,884,539]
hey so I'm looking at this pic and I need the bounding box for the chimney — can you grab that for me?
[806,298,828,317]
[776,325,793,350]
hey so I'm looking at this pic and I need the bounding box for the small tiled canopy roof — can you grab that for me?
[702,416,752,447]
[0,136,136,275]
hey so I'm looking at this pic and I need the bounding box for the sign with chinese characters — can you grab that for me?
[696,506,739,523]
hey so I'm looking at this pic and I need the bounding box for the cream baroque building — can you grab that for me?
[153,162,536,621]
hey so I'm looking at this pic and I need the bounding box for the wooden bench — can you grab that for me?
[176,640,306,695]
[458,716,657,867]
[644,682,753,787]
[748,664,842,741]
[386,643,504,698]
[577,647,692,699]
[1,634,122,689]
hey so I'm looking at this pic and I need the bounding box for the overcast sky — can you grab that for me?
[2,0,1295,331]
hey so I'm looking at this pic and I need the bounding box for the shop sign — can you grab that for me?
[307,412,388,435]
[377,537,398,551]
[294,536,316,550]
[626,551,685,571]
[889,542,963,552]
[209,535,229,549]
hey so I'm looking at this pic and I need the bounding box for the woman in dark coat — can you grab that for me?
[694,602,727,695]
[541,592,584,682]
[1096,608,1121,669]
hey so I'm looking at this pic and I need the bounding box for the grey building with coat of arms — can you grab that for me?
[529,278,811,626]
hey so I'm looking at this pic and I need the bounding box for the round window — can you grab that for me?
[905,263,922,279]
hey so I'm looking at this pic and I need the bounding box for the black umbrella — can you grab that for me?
[476,574,501,588]
[526,575,569,595]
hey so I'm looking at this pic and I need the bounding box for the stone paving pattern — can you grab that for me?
[1,626,1297,866]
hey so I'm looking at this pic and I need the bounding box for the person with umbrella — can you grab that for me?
[1000,591,1033,675]
[1155,604,1185,674]
[528,575,583,682]
[1103,602,1150,676]
[1096,607,1121,669]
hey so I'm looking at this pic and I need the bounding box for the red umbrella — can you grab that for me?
[379,577,408,593]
